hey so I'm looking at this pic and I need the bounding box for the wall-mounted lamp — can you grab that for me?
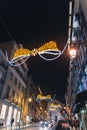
[69,47,76,58]
[28,97,32,103]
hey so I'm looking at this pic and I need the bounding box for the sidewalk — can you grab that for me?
[0,123,38,130]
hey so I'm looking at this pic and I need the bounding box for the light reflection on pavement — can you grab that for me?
[39,127,49,130]
[22,126,52,130]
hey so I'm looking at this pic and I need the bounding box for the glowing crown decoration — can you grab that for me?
[6,40,68,66]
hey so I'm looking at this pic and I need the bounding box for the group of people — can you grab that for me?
[56,116,80,130]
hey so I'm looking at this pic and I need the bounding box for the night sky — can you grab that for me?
[0,0,70,103]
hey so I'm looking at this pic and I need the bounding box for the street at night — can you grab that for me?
[0,0,87,130]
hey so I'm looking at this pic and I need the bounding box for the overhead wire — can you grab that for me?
[0,17,15,41]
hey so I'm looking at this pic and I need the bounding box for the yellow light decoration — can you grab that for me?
[13,41,58,59]
[49,103,54,107]
[13,48,31,58]
[35,94,56,102]
[36,94,51,100]
[48,103,62,111]
[37,94,43,99]
[46,95,51,99]
[37,41,59,52]
[48,107,57,111]
[49,103,61,108]
[6,40,68,66]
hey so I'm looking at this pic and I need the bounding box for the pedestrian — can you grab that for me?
[11,118,14,127]
[73,117,79,130]
[81,127,83,130]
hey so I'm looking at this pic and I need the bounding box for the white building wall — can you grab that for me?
[0,42,28,126]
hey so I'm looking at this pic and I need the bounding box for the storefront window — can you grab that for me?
[17,111,21,122]
[81,109,87,130]
[6,106,13,125]
[0,104,7,119]
[13,109,17,125]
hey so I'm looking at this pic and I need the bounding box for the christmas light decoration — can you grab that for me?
[6,40,68,66]
[35,94,56,103]
[36,94,51,101]
[49,103,61,109]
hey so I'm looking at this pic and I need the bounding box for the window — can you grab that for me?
[10,72,13,80]
[22,86,25,93]
[5,86,10,98]
[0,84,3,97]
[14,77,17,85]
[12,90,15,100]
[18,82,21,89]
[6,106,13,125]
[0,104,7,119]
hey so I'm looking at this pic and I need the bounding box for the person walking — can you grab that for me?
[73,117,79,130]
[11,118,14,130]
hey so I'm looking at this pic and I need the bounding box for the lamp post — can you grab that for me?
[28,97,32,114]
[40,107,43,120]
[28,97,33,123]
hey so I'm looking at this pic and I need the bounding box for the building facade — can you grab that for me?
[23,75,39,124]
[66,0,87,130]
[0,41,28,127]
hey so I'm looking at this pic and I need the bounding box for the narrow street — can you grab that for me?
[0,0,87,130]
[0,123,56,130]
[0,125,56,130]
[20,126,55,130]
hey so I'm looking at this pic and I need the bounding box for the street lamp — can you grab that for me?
[28,97,32,103]
[40,107,42,110]
[69,40,87,59]
[69,47,76,58]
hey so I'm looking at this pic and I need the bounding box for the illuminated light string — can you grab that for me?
[35,94,56,103]
[6,41,68,66]
[46,94,56,103]
[6,51,30,66]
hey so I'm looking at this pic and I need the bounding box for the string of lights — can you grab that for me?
[6,40,68,66]
[0,18,69,66]
[35,94,56,103]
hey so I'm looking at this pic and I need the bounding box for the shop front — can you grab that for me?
[74,90,87,130]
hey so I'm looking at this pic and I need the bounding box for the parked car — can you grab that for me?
[48,120,53,127]
[57,120,70,130]
[40,120,48,127]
